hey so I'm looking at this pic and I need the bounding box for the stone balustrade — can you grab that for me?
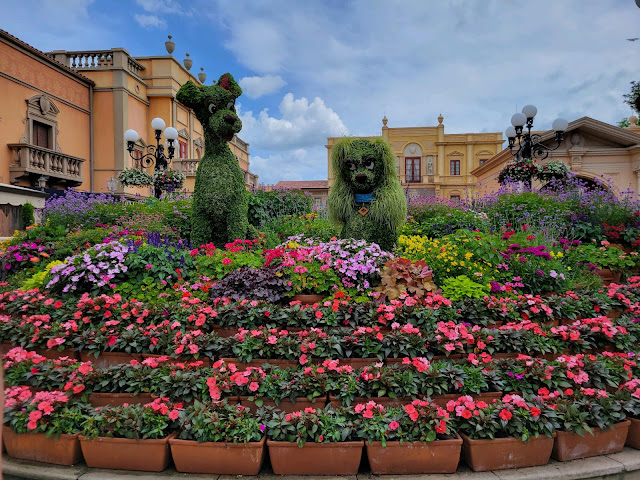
[8,144,85,186]
[48,49,145,77]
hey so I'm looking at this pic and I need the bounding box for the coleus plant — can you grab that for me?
[375,258,437,303]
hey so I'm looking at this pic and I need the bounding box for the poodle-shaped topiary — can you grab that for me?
[328,137,407,251]
[176,73,248,247]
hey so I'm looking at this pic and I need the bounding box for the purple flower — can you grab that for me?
[549,270,558,278]
[260,424,266,432]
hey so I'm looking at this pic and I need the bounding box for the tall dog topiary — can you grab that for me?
[328,137,407,251]
[176,73,248,247]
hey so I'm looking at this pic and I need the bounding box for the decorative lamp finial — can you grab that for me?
[382,116,388,127]
[438,114,444,125]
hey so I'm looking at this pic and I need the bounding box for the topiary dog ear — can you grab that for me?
[176,80,202,109]
[216,73,242,97]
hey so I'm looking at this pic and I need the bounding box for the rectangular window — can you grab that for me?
[132,149,143,170]
[179,140,187,159]
[32,121,51,149]
[450,159,461,176]
[450,195,461,202]
[405,157,421,183]
[479,159,487,166]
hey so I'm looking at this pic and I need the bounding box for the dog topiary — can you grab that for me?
[328,137,407,251]
[176,73,248,247]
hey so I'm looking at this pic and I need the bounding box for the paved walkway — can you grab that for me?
[3,448,640,480]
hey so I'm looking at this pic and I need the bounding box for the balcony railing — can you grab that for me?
[8,144,85,186]
[47,49,145,78]
[173,158,259,187]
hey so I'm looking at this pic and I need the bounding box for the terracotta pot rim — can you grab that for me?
[267,440,364,448]
[170,436,266,447]
[555,420,631,437]
[3,426,79,440]
[89,392,153,397]
[460,431,556,444]
[79,432,176,444]
[366,434,462,447]
[239,395,326,403]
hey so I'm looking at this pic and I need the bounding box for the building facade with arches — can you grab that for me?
[326,116,504,200]
[472,117,640,196]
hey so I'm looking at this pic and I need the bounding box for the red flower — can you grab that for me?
[530,406,541,417]
[499,409,512,421]
[106,335,117,346]
[54,301,63,308]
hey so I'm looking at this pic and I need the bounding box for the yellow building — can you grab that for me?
[327,116,503,200]
[472,117,640,196]
[0,29,258,211]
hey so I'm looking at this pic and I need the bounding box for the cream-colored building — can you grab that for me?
[473,117,640,196]
[327,116,504,200]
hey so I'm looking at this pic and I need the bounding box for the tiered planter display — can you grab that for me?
[239,395,326,413]
[3,427,82,466]
[169,436,266,474]
[79,433,176,472]
[366,436,462,474]
[267,440,364,475]
[552,421,631,461]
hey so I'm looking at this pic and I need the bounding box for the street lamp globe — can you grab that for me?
[552,118,568,132]
[505,126,517,139]
[511,112,527,127]
[521,104,537,119]
[124,129,139,142]
[151,117,166,131]
[164,127,178,141]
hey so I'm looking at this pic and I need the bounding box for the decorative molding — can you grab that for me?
[178,128,190,140]
[193,137,205,148]
[447,150,464,156]
[476,149,493,156]
[20,94,62,152]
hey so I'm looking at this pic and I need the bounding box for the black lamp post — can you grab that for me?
[504,105,568,187]
[124,117,178,198]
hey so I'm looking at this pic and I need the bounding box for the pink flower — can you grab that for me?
[168,409,180,420]
[222,258,232,265]
[389,421,400,430]
[249,382,259,392]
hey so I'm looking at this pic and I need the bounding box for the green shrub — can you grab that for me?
[441,275,489,301]
[21,203,35,228]
[248,188,313,227]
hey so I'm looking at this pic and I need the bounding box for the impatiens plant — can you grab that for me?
[3,387,87,436]
[355,399,452,446]
[447,394,557,442]
[265,407,357,447]
[81,397,183,440]
[0,241,52,280]
[176,401,264,443]
[536,387,627,436]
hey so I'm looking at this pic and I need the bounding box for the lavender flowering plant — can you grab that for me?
[46,241,130,294]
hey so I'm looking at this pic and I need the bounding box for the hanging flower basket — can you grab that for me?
[498,158,539,184]
[152,168,185,193]
[117,168,152,187]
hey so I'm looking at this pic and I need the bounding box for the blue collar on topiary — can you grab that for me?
[355,193,375,203]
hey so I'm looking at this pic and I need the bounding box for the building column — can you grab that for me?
[436,114,444,181]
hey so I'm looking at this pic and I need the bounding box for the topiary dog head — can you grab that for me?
[176,73,242,141]
[331,138,396,194]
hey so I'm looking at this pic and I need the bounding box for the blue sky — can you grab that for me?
[3,0,640,183]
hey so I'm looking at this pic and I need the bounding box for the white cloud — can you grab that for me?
[250,148,328,185]
[239,93,349,151]
[134,14,167,29]
[224,18,287,74]
[135,0,182,14]
[239,75,287,99]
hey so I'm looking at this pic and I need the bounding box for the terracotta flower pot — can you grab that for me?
[385,354,463,365]
[267,440,364,475]
[431,391,502,408]
[213,325,239,338]
[34,347,78,361]
[627,417,640,449]
[141,353,210,366]
[0,340,14,356]
[221,357,297,370]
[80,351,142,368]
[597,269,622,286]
[552,420,631,461]
[460,432,555,472]
[239,395,327,413]
[88,392,155,408]
[291,294,325,304]
[338,357,381,369]
[366,435,462,474]
[3,427,82,466]
[329,395,412,408]
[79,432,176,472]
[605,309,624,319]
[170,436,265,474]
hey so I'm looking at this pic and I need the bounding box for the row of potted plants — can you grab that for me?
[5,348,638,412]
[3,281,637,332]
[4,386,639,474]
[1,314,636,366]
